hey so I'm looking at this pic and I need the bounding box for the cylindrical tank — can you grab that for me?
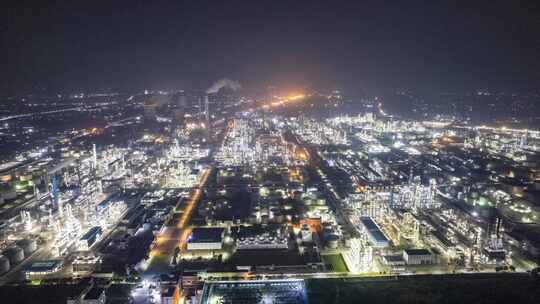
[4,246,24,264]
[18,239,37,256]
[0,255,10,273]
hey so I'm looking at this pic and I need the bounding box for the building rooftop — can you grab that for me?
[360,217,379,230]
[25,260,63,273]
[383,255,405,262]
[188,227,224,243]
[80,226,102,240]
[360,217,389,244]
[404,249,432,256]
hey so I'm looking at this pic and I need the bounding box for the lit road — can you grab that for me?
[144,167,212,274]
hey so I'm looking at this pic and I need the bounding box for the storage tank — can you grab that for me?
[18,239,37,256]
[0,255,10,274]
[4,246,24,264]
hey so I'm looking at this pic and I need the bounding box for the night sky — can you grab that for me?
[2,0,540,94]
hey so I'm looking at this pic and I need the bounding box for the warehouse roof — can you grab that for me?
[404,249,432,256]
[188,228,224,243]
[25,259,63,273]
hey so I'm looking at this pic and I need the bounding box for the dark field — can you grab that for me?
[307,273,540,304]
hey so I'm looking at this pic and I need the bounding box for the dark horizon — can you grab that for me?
[2,0,540,95]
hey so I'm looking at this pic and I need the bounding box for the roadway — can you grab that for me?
[143,167,212,275]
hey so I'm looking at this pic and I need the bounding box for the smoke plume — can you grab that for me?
[206,78,242,94]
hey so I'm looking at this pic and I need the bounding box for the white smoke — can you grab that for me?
[206,78,242,94]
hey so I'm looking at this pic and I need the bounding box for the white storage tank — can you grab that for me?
[18,239,37,256]
[0,255,10,274]
[4,246,24,264]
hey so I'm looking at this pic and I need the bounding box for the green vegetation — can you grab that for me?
[322,254,349,272]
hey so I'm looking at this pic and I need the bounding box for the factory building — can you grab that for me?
[342,238,373,273]
[73,255,102,274]
[359,217,390,248]
[24,259,63,279]
[236,226,289,250]
[78,226,102,251]
[403,249,439,265]
[186,228,224,250]
[382,255,406,266]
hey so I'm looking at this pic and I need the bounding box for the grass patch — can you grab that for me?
[322,254,349,272]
